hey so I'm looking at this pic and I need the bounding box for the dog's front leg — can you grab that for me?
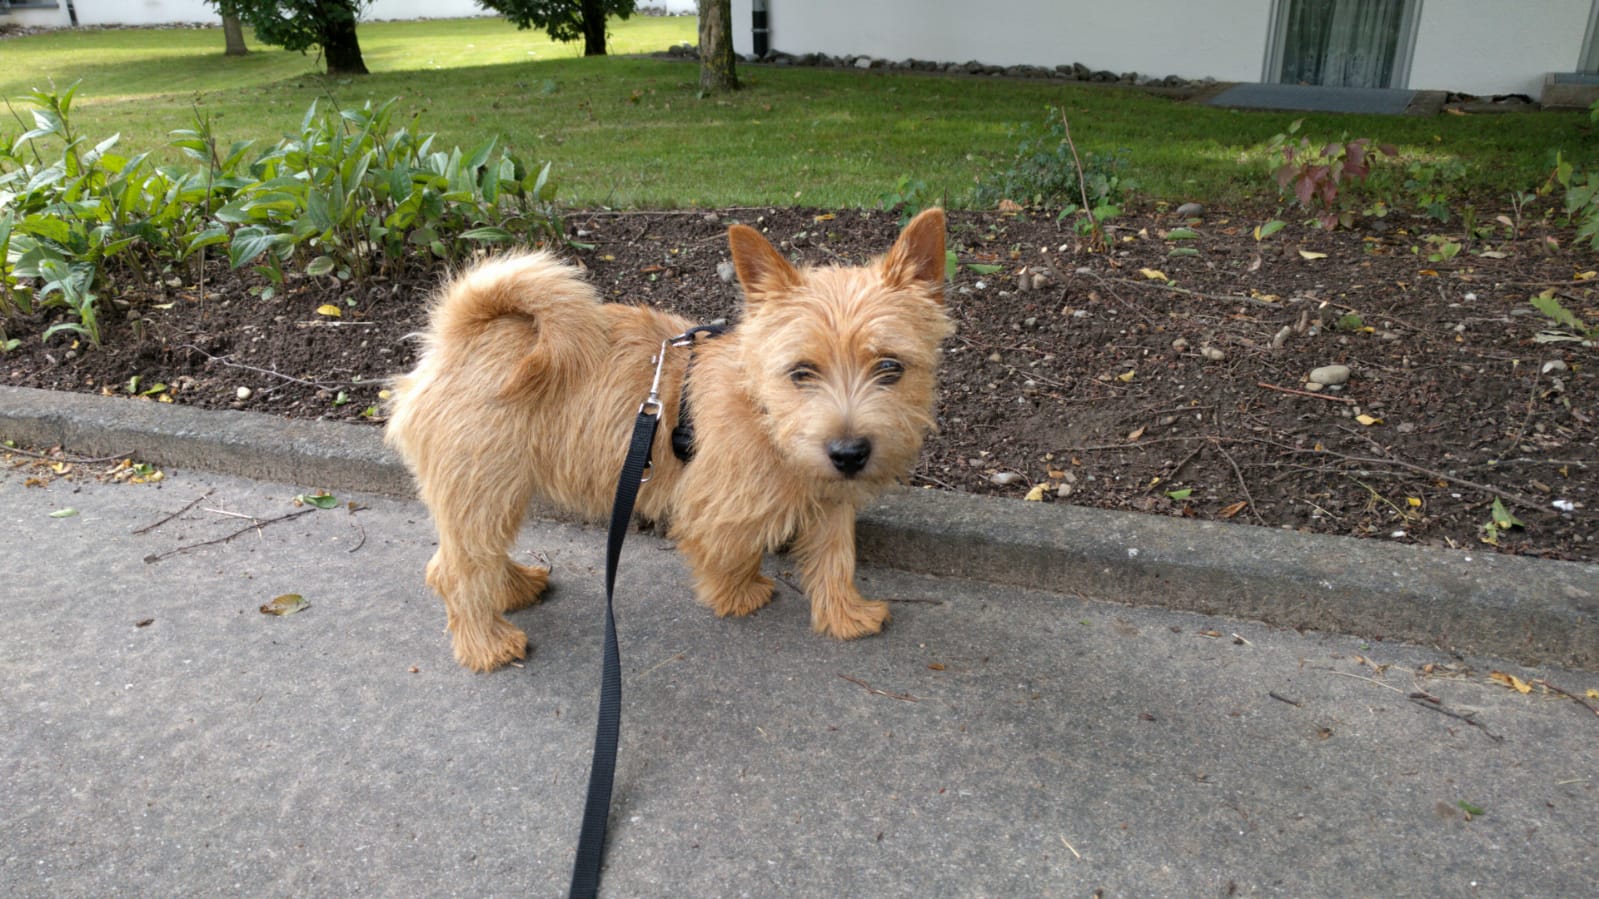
[795,504,889,639]
[678,529,775,619]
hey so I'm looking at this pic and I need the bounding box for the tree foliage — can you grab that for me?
[206,0,370,74]
[477,0,636,57]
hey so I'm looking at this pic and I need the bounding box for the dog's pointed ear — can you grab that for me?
[880,207,946,296]
[728,224,802,304]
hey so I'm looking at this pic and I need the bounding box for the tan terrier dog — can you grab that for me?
[385,209,953,672]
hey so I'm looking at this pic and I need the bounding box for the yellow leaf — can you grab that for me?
[1355,414,1382,426]
[1138,268,1167,281]
[1587,689,1599,701]
[1298,250,1328,260]
[260,593,310,616]
[813,213,836,222]
[1574,270,1597,281]
[1115,370,1135,383]
[1489,671,1532,694]
[316,304,343,318]
[1406,497,1422,508]
[1023,483,1047,502]
[1418,269,1438,277]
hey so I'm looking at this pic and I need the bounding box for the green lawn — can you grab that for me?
[3,16,1594,209]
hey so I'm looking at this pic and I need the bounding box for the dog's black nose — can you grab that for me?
[827,437,872,477]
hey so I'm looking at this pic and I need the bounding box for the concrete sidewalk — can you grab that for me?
[4,463,1599,896]
[4,385,1596,670]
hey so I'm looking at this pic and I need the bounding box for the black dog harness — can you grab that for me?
[668,323,730,464]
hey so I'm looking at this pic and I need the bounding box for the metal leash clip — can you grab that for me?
[636,339,674,484]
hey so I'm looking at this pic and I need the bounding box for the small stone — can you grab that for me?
[1174,202,1203,219]
[703,213,720,225]
[989,471,1026,487]
[1056,483,1074,498]
[1200,346,1225,361]
[1308,364,1351,386]
[236,387,253,401]
[1542,359,1568,374]
[987,352,1003,363]
[716,261,736,283]
[1302,381,1325,392]
[1171,337,1189,352]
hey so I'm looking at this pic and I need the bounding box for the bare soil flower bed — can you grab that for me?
[5,207,1595,563]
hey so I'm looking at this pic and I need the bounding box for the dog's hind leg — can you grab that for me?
[420,462,548,672]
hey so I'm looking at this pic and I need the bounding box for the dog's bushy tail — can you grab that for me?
[426,251,605,400]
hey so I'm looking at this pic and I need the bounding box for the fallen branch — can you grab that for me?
[1257,381,1357,405]
[143,507,316,563]
[1408,696,1503,742]
[132,489,215,535]
[1534,679,1599,719]
[5,446,135,464]
[838,673,918,702]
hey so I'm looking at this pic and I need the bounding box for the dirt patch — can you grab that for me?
[5,206,1595,562]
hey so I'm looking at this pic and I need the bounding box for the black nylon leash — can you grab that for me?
[567,405,656,899]
[569,326,719,899]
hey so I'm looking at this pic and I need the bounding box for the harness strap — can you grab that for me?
[669,323,730,464]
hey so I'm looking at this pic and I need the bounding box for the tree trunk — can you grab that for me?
[698,0,739,93]
[222,14,249,57]
[322,13,369,75]
[581,0,608,57]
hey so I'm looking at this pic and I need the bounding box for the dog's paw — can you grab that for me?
[813,596,891,640]
[705,573,775,618]
[500,562,550,613]
[451,614,530,672]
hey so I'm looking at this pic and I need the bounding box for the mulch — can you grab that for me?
[5,206,1595,563]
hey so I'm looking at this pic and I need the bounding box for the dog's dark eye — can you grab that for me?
[788,363,820,386]
[873,358,904,385]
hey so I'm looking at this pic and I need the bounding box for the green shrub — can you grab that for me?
[2,87,568,345]
[1,83,218,344]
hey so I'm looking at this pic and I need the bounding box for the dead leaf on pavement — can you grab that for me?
[1488,671,1533,694]
[260,593,310,616]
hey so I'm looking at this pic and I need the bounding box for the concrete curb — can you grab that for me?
[5,384,1596,669]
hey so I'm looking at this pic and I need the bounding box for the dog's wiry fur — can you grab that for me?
[386,209,953,672]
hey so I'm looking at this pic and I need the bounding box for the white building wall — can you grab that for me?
[4,4,74,27]
[1406,0,1592,96]
[733,0,1598,97]
[732,0,1277,83]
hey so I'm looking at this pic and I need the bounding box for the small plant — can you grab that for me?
[1423,235,1462,262]
[1553,150,1599,252]
[1399,158,1468,223]
[1268,119,1397,230]
[1529,288,1599,346]
[879,174,933,226]
[973,106,1138,230]
[1479,498,1524,546]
